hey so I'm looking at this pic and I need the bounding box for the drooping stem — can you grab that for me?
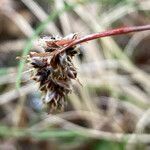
[59,25,150,54]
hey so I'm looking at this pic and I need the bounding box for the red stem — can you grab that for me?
[59,25,150,54]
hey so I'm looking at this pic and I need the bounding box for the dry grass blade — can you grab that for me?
[0,83,36,105]
[0,0,34,37]
[21,0,60,35]
[30,114,150,143]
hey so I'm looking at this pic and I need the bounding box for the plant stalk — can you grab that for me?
[58,25,150,54]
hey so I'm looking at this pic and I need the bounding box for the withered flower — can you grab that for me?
[28,33,79,113]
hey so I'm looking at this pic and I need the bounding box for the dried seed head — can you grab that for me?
[22,25,150,113]
[28,33,79,113]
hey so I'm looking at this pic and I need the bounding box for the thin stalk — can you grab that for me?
[59,25,150,54]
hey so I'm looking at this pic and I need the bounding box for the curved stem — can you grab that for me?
[58,25,150,54]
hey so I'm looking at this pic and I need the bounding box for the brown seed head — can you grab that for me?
[29,33,79,113]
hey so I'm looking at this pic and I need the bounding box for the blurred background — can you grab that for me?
[0,0,150,149]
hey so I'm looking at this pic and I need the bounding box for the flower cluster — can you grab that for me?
[29,34,79,113]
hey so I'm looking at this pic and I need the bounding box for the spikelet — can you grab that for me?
[28,34,79,113]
